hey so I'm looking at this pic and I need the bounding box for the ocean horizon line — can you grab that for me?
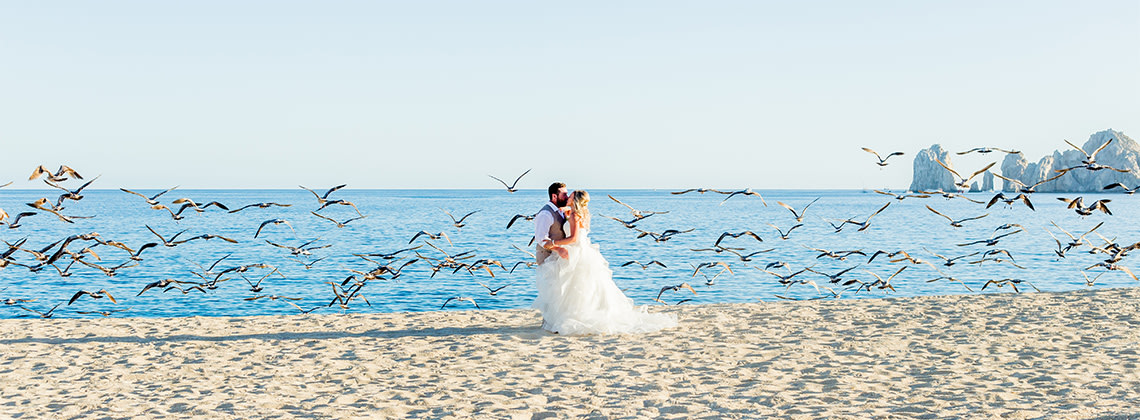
[0,187,911,192]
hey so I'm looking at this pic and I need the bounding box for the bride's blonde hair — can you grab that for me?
[570,190,590,229]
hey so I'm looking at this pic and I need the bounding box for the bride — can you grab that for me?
[533,190,678,335]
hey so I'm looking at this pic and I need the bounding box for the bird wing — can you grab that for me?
[55,165,83,180]
[132,242,158,258]
[263,240,292,250]
[774,202,797,219]
[801,197,821,214]
[458,210,479,223]
[440,297,457,309]
[1049,220,1078,241]
[608,195,635,212]
[144,225,166,243]
[748,191,767,206]
[323,184,347,198]
[152,186,178,200]
[865,202,891,222]
[956,238,986,247]
[1016,194,1034,210]
[487,174,512,189]
[285,301,308,312]
[299,185,322,201]
[990,230,1021,241]
[1029,172,1064,188]
[506,214,526,229]
[861,147,882,161]
[1077,222,1105,242]
[120,188,150,200]
[990,172,1026,189]
[254,220,274,238]
[966,162,996,182]
[1090,137,1113,160]
[8,211,34,225]
[511,244,536,258]
[718,192,740,205]
[511,169,532,187]
[43,179,69,192]
[441,209,458,223]
[18,305,45,316]
[933,158,962,179]
[29,165,51,181]
[168,229,189,243]
[959,213,989,223]
[1063,139,1089,158]
[1119,266,1139,281]
[925,205,953,222]
[228,204,256,213]
[886,265,908,281]
[1092,200,1112,215]
[68,290,89,305]
[310,211,337,223]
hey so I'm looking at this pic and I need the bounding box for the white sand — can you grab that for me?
[3,287,1140,419]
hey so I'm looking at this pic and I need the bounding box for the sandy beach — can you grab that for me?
[2,288,1139,419]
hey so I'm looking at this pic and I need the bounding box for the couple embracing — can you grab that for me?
[531,182,677,335]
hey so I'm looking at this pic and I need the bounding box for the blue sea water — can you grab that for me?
[0,188,1135,318]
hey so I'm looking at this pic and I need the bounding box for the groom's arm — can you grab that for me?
[534,210,553,246]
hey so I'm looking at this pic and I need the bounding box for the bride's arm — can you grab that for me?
[550,211,580,247]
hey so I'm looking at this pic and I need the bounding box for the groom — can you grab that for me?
[534,182,569,264]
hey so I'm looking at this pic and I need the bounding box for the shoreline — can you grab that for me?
[3,287,1139,418]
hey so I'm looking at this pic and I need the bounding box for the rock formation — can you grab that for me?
[908,144,957,192]
[910,129,1138,193]
[968,171,994,192]
[999,129,1139,192]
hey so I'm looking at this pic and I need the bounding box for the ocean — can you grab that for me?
[0,188,1134,318]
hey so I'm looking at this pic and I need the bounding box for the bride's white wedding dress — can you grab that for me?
[533,221,678,335]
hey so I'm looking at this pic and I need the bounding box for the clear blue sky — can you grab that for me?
[1,1,1136,190]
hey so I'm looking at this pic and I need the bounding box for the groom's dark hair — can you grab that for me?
[548,182,566,200]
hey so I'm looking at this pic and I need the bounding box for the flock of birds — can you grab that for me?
[0,137,1137,318]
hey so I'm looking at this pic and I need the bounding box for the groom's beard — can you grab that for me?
[554,198,569,207]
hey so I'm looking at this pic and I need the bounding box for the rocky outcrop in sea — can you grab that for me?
[908,144,957,192]
[999,129,1139,192]
[909,129,1138,193]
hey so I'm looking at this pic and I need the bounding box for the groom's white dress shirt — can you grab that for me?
[534,202,565,245]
